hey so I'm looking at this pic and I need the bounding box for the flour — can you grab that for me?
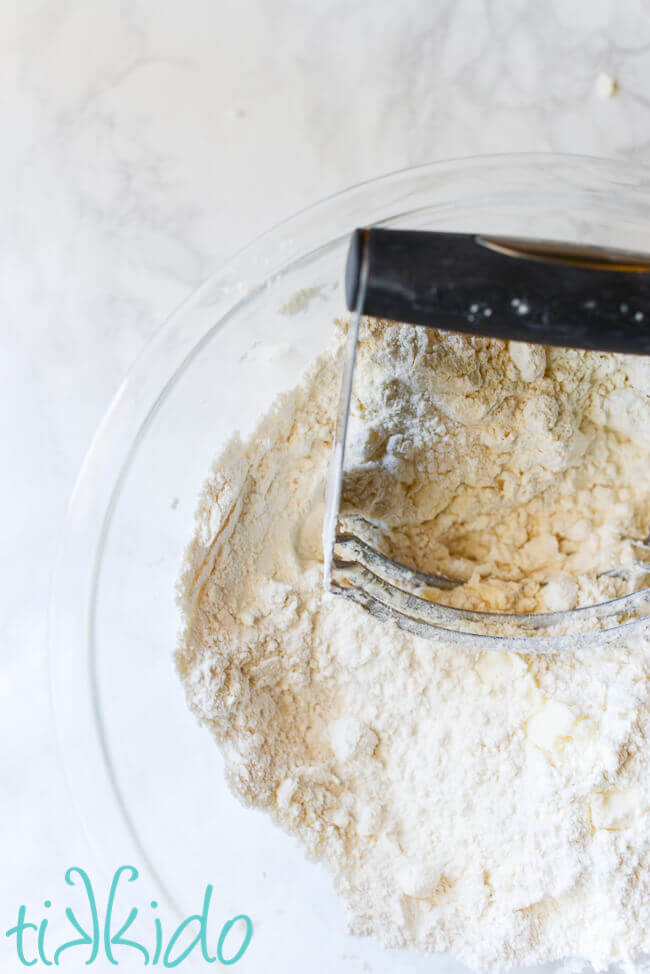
[177,319,650,971]
[341,320,650,614]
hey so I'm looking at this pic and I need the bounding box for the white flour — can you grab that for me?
[341,320,650,615]
[177,320,650,971]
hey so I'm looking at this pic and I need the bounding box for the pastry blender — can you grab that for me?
[323,228,650,649]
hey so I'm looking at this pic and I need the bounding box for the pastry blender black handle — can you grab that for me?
[345,228,650,354]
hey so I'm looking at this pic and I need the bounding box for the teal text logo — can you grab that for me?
[6,865,253,967]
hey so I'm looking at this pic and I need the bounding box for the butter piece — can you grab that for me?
[526,700,576,750]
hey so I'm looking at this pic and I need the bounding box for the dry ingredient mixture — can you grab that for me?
[177,319,650,971]
[341,320,650,614]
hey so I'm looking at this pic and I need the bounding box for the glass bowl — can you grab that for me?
[50,154,650,974]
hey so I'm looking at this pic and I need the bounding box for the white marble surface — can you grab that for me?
[5,0,650,969]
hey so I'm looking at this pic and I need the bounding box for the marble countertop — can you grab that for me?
[4,1,650,970]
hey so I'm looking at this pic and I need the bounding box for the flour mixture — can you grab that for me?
[341,320,650,614]
[177,319,650,971]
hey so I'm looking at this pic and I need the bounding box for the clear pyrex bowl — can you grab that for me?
[50,155,650,974]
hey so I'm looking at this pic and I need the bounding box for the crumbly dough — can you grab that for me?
[177,320,650,971]
[341,320,650,614]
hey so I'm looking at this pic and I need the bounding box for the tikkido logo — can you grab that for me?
[5,866,253,967]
